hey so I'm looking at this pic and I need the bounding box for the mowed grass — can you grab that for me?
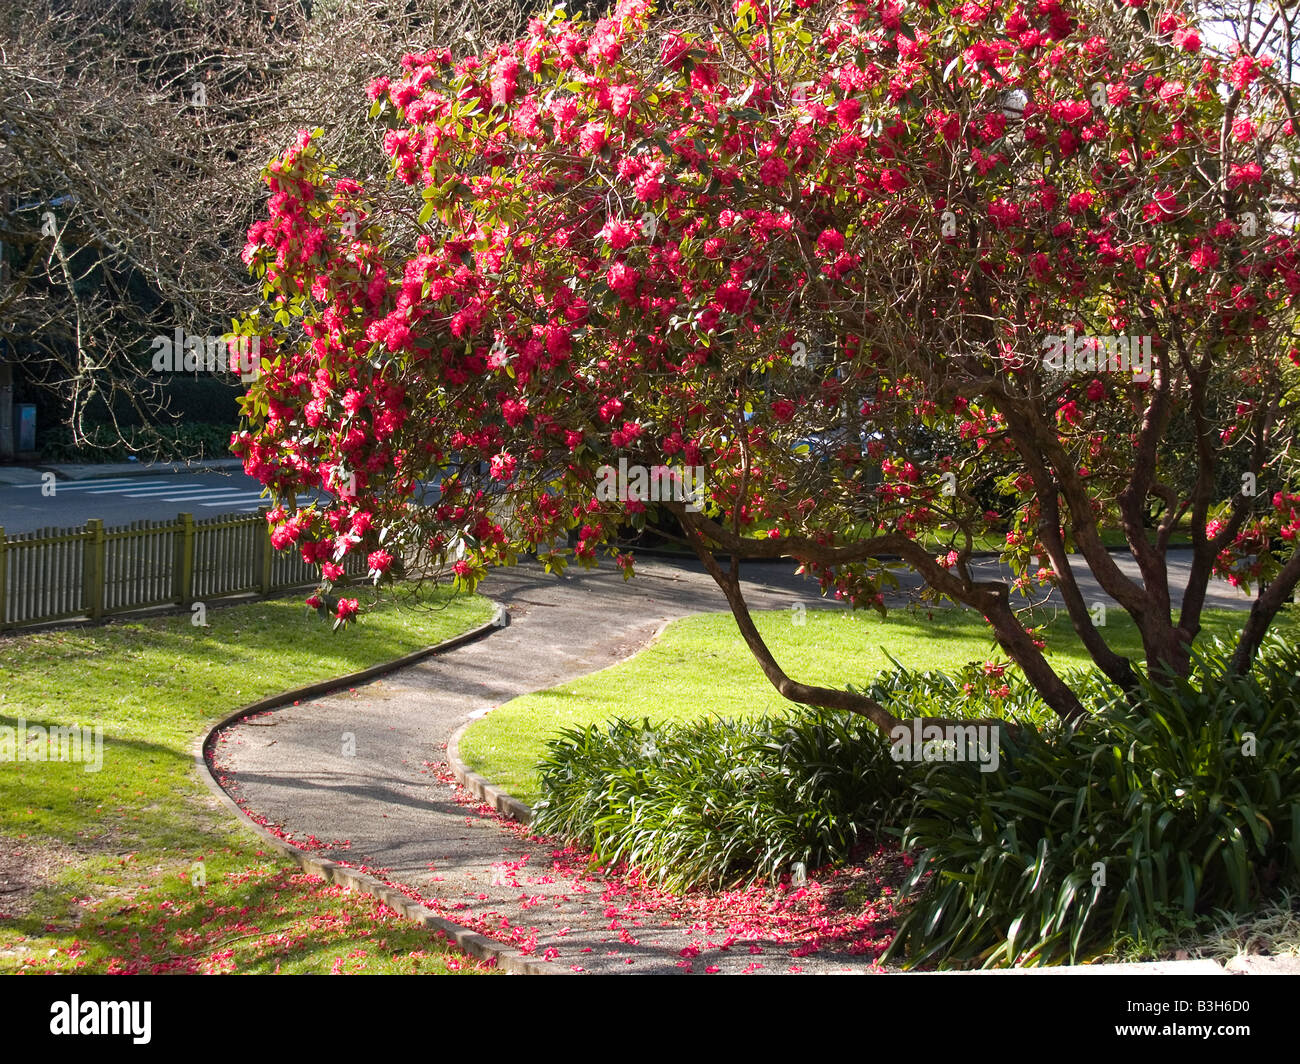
[0,585,497,975]
[460,604,1288,807]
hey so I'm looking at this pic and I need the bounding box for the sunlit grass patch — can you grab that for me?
[461,603,1278,806]
[0,584,496,974]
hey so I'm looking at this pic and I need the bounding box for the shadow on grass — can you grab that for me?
[0,858,471,974]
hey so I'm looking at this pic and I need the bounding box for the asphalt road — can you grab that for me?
[0,470,278,534]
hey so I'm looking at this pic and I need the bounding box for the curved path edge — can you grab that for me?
[191,600,567,976]
[446,617,677,825]
[446,723,534,825]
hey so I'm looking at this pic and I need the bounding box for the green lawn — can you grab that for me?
[460,604,1287,806]
[0,585,497,974]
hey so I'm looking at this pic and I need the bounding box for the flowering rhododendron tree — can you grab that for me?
[233,0,1300,730]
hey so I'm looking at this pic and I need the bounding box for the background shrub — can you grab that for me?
[37,423,234,463]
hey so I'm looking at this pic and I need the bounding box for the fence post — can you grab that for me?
[83,519,105,620]
[0,526,7,631]
[173,512,195,607]
[256,508,273,595]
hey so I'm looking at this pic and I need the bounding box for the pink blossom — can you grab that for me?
[878,168,907,193]
[578,122,607,155]
[489,452,517,482]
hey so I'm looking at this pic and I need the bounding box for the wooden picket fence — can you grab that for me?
[0,511,364,632]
